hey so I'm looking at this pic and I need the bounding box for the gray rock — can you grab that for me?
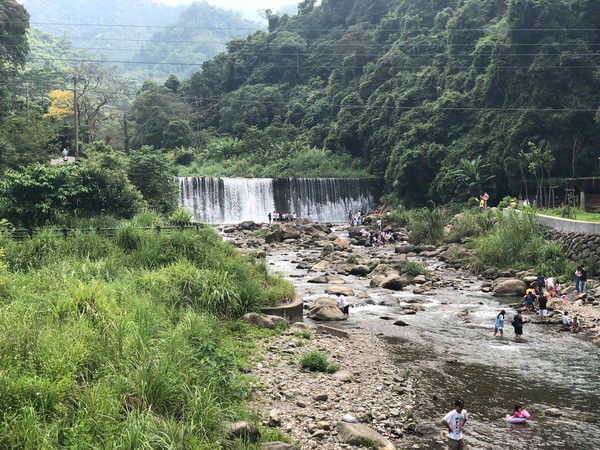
[492,279,527,296]
[307,298,347,321]
[332,370,356,383]
[545,408,563,417]
[394,320,410,326]
[241,313,287,329]
[224,421,260,443]
[335,422,397,449]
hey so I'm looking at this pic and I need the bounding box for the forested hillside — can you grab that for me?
[21,0,261,82]
[127,2,262,81]
[171,0,600,204]
[21,0,184,60]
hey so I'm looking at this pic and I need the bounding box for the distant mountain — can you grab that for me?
[22,0,185,60]
[21,0,262,82]
[127,1,262,81]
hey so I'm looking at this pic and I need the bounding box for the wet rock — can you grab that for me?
[324,285,354,296]
[395,244,417,255]
[310,260,333,272]
[545,408,563,417]
[239,221,259,231]
[414,422,439,438]
[394,320,410,326]
[308,275,329,284]
[381,275,412,291]
[335,422,397,449]
[350,265,371,276]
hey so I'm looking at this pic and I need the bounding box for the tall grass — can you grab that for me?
[0,220,295,448]
[409,207,449,245]
[475,210,574,278]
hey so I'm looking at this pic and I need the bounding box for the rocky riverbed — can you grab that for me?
[225,220,600,449]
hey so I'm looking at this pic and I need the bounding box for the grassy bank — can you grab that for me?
[0,222,294,448]
[541,209,600,223]
[386,205,576,279]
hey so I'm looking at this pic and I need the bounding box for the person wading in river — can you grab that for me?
[493,310,506,337]
[442,399,468,450]
[512,311,524,341]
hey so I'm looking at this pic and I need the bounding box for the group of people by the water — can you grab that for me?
[359,228,395,247]
[494,268,588,341]
[348,208,387,227]
[268,212,297,223]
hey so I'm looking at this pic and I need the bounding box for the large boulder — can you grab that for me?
[325,285,354,296]
[381,274,413,291]
[239,221,259,231]
[492,279,527,296]
[241,313,287,329]
[395,244,417,255]
[310,260,333,272]
[307,298,347,321]
[335,422,396,450]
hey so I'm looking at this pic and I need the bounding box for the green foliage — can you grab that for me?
[179,135,369,178]
[498,196,517,211]
[0,160,145,227]
[474,210,574,279]
[0,221,293,447]
[409,208,449,245]
[299,350,336,373]
[127,147,178,215]
[447,209,498,242]
[400,262,428,277]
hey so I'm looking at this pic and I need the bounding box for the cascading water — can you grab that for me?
[179,177,380,224]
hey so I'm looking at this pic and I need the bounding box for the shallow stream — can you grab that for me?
[266,247,600,450]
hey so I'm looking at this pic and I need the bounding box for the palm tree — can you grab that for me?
[451,155,496,199]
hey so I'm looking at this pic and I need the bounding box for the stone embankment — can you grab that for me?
[544,228,600,268]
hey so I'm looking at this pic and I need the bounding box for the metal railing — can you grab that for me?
[6,224,204,240]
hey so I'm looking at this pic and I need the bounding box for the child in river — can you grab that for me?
[511,403,530,419]
[494,310,506,337]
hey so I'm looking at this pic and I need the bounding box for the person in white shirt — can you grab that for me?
[441,399,468,450]
[337,294,349,316]
[562,311,571,330]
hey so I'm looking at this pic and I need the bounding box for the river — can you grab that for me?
[266,246,600,450]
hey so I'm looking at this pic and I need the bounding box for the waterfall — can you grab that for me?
[179,177,380,224]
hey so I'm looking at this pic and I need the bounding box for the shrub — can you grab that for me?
[401,261,428,276]
[300,351,334,373]
[409,207,448,245]
[498,195,517,210]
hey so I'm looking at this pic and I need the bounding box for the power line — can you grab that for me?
[3,83,598,114]
[8,21,600,32]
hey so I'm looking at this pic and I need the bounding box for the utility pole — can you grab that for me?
[73,76,79,156]
[25,83,30,125]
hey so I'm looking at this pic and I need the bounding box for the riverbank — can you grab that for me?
[224,219,600,448]
[248,326,421,449]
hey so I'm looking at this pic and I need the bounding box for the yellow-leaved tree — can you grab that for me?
[44,90,74,119]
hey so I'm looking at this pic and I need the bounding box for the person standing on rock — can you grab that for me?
[442,399,468,450]
[337,294,349,316]
[512,311,524,341]
[538,293,548,323]
[580,265,587,293]
[494,310,506,337]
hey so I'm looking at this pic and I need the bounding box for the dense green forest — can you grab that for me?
[4,0,600,222]
[172,0,600,204]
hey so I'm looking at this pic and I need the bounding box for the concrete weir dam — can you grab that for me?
[178,177,381,224]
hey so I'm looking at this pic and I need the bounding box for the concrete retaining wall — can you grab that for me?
[259,295,304,324]
[537,214,600,234]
